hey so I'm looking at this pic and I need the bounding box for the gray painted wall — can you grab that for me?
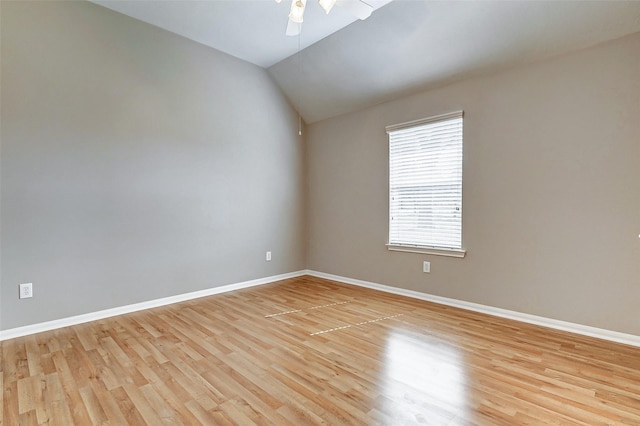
[1,1,306,330]
[306,33,640,335]
[2,1,639,338]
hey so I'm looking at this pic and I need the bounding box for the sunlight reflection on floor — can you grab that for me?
[380,328,468,424]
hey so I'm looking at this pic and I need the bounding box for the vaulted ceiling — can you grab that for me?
[91,1,640,124]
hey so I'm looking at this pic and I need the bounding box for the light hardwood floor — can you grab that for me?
[2,275,640,425]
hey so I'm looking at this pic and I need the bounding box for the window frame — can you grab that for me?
[386,111,466,258]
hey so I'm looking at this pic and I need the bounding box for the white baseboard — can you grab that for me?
[0,270,307,342]
[5,269,638,348]
[305,270,640,348]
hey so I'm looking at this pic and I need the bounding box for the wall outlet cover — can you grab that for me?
[19,283,33,299]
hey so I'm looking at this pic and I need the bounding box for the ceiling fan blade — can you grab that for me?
[286,18,301,36]
[337,0,373,20]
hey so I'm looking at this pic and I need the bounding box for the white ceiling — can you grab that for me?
[91,0,640,124]
[91,0,393,68]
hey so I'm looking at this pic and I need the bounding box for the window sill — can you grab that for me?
[386,244,466,258]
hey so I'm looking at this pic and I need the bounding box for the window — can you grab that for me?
[386,111,465,257]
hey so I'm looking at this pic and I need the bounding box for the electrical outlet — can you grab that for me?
[423,261,431,273]
[266,251,272,261]
[19,283,33,299]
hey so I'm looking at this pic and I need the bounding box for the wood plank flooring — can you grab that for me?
[2,275,640,425]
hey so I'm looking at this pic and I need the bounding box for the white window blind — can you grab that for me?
[387,111,463,251]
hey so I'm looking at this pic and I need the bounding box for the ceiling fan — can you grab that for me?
[276,0,374,36]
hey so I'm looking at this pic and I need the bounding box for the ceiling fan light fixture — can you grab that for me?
[281,0,376,36]
[318,0,337,14]
[288,0,307,24]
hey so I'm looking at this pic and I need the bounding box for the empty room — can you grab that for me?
[1,0,640,424]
